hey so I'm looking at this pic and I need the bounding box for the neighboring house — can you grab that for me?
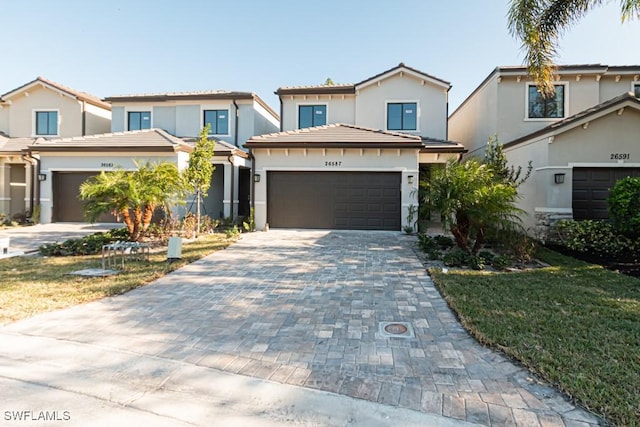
[449,65,640,237]
[0,77,111,221]
[246,64,465,231]
[103,91,279,222]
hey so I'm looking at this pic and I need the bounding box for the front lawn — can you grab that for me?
[430,248,640,426]
[0,234,232,325]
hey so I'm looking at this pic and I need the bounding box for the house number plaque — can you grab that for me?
[610,153,630,160]
[324,161,342,166]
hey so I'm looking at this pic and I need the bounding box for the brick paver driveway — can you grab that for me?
[3,230,600,426]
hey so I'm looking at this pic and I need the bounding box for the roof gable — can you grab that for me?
[355,63,450,91]
[1,77,111,111]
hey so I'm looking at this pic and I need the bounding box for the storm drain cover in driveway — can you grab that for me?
[379,321,414,338]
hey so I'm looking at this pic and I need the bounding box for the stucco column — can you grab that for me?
[0,163,9,218]
[222,162,232,219]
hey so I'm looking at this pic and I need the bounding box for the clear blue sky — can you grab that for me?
[2,0,638,112]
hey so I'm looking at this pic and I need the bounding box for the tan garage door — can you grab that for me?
[572,167,640,220]
[267,171,401,230]
[52,172,117,223]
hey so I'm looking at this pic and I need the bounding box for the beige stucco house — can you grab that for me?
[0,77,111,221]
[246,64,465,231]
[449,65,640,237]
[104,91,280,222]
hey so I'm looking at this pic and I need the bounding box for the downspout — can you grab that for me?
[81,100,86,136]
[249,149,255,212]
[233,99,239,147]
[278,95,283,132]
[228,154,235,221]
[445,86,451,141]
[21,150,40,220]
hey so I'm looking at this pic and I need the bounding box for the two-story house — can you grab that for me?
[0,77,111,221]
[449,65,640,237]
[245,64,465,231]
[30,90,279,224]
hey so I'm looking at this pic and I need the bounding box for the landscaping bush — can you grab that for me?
[551,219,640,261]
[39,228,129,256]
[608,176,640,238]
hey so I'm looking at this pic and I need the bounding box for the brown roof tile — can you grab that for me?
[245,123,424,149]
[0,136,34,154]
[29,129,192,153]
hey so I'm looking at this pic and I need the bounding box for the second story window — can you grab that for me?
[298,105,326,128]
[387,102,417,131]
[634,83,640,98]
[35,111,58,136]
[204,110,229,135]
[128,111,151,131]
[528,84,565,119]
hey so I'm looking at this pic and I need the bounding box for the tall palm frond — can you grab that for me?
[508,0,640,96]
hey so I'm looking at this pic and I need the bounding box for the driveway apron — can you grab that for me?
[1,230,600,426]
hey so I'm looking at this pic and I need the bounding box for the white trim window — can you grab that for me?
[527,84,566,119]
[633,82,640,98]
[386,102,417,131]
[127,111,151,131]
[34,110,59,136]
[204,109,229,135]
[298,105,326,128]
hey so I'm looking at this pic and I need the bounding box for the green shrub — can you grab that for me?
[442,248,471,267]
[469,255,486,270]
[492,254,513,270]
[39,228,129,256]
[552,219,639,261]
[608,176,640,238]
[417,232,438,252]
[435,235,455,248]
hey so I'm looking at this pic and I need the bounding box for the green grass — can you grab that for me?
[0,234,233,325]
[430,247,640,426]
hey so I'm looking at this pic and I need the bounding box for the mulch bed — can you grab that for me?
[545,244,640,279]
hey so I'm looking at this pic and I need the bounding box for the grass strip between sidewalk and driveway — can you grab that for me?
[430,247,640,427]
[0,234,233,326]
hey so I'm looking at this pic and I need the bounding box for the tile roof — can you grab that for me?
[29,129,192,153]
[420,137,467,153]
[356,62,450,88]
[180,136,249,158]
[245,123,425,149]
[1,77,111,110]
[0,136,35,154]
[504,92,640,148]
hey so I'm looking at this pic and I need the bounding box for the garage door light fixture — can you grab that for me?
[407,175,414,185]
[554,173,565,184]
[253,174,261,183]
[37,173,47,181]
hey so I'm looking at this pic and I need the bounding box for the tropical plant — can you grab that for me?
[421,159,524,254]
[482,136,532,188]
[80,161,185,241]
[183,125,216,237]
[508,0,640,96]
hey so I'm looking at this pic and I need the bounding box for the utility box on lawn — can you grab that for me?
[167,236,182,261]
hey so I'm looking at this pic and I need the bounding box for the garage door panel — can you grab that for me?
[268,172,400,230]
[573,167,640,220]
[53,172,118,223]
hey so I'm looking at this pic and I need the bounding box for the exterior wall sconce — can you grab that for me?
[253,174,261,183]
[407,175,414,185]
[37,173,47,181]
[554,173,565,184]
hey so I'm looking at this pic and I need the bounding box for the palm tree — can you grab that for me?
[80,162,185,241]
[508,0,640,96]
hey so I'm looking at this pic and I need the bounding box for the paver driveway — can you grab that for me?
[1,230,600,426]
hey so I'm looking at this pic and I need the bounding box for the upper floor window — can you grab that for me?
[387,102,417,131]
[633,83,640,98]
[298,105,326,128]
[204,110,229,135]
[35,111,58,136]
[128,111,151,131]
[527,84,565,119]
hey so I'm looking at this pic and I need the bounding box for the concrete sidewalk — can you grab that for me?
[0,223,115,254]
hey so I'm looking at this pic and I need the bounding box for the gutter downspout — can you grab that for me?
[228,154,235,221]
[22,150,40,221]
[81,100,86,136]
[445,86,451,141]
[278,95,283,132]
[233,100,239,147]
[249,149,255,214]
